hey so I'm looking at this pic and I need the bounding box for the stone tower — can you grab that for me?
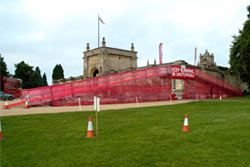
[198,49,216,69]
[83,38,138,78]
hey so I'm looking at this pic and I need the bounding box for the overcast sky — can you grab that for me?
[1,0,249,85]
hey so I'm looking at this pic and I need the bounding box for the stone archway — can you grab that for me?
[90,67,99,77]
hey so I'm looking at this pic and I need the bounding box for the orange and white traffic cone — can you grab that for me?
[86,116,95,138]
[182,113,189,132]
[0,121,2,140]
[219,95,222,101]
[25,100,29,109]
[3,100,9,109]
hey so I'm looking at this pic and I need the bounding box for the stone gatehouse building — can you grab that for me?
[83,38,137,78]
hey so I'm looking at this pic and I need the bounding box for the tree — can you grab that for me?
[229,5,250,88]
[42,73,48,86]
[13,61,41,89]
[52,64,64,80]
[14,61,33,88]
[0,54,10,77]
[34,67,42,87]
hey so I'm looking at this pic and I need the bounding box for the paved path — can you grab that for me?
[0,99,194,117]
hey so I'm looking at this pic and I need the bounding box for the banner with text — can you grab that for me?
[171,65,195,79]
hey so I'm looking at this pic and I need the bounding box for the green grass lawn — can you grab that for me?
[1,97,250,167]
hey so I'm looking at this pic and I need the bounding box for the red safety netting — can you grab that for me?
[20,65,172,107]
[184,69,242,99]
[19,65,242,107]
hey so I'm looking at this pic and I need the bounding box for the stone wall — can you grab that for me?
[199,67,248,91]
[103,53,136,75]
[52,75,83,85]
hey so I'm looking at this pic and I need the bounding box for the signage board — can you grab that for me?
[171,65,195,79]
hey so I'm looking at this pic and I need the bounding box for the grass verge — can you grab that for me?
[1,97,250,167]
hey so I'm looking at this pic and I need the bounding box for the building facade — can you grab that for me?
[197,50,248,91]
[83,38,137,78]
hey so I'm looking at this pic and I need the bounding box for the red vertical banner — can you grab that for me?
[159,43,163,64]
[194,47,197,66]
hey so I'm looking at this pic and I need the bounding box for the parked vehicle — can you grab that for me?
[0,91,15,101]
[0,77,22,98]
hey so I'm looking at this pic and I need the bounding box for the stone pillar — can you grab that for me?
[102,37,106,47]
[131,43,134,51]
[86,43,90,51]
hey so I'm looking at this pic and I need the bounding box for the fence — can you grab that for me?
[20,65,242,107]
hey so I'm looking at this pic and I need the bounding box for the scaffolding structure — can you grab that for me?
[19,65,242,107]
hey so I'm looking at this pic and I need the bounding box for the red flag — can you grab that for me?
[99,16,105,24]
[159,43,163,64]
[194,47,197,66]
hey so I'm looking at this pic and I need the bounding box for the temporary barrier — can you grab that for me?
[0,121,2,140]
[182,113,189,132]
[184,69,242,99]
[86,116,95,138]
[3,100,9,109]
[25,100,30,109]
[17,64,241,107]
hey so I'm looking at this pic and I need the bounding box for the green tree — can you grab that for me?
[42,73,48,86]
[13,61,41,89]
[34,67,42,86]
[0,54,10,77]
[229,5,250,88]
[52,64,64,80]
[14,61,33,89]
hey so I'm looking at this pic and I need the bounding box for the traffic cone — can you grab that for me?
[0,121,2,140]
[219,95,222,101]
[3,100,9,109]
[25,100,29,109]
[182,113,189,132]
[86,116,95,138]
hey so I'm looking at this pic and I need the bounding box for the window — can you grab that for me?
[172,79,176,91]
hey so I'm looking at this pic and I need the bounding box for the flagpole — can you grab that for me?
[194,47,197,66]
[159,43,163,64]
[98,15,100,48]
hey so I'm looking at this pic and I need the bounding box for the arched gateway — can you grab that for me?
[90,68,99,77]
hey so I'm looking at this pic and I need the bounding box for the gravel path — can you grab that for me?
[1,99,194,117]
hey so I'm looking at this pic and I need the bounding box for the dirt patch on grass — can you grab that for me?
[0,99,193,117]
